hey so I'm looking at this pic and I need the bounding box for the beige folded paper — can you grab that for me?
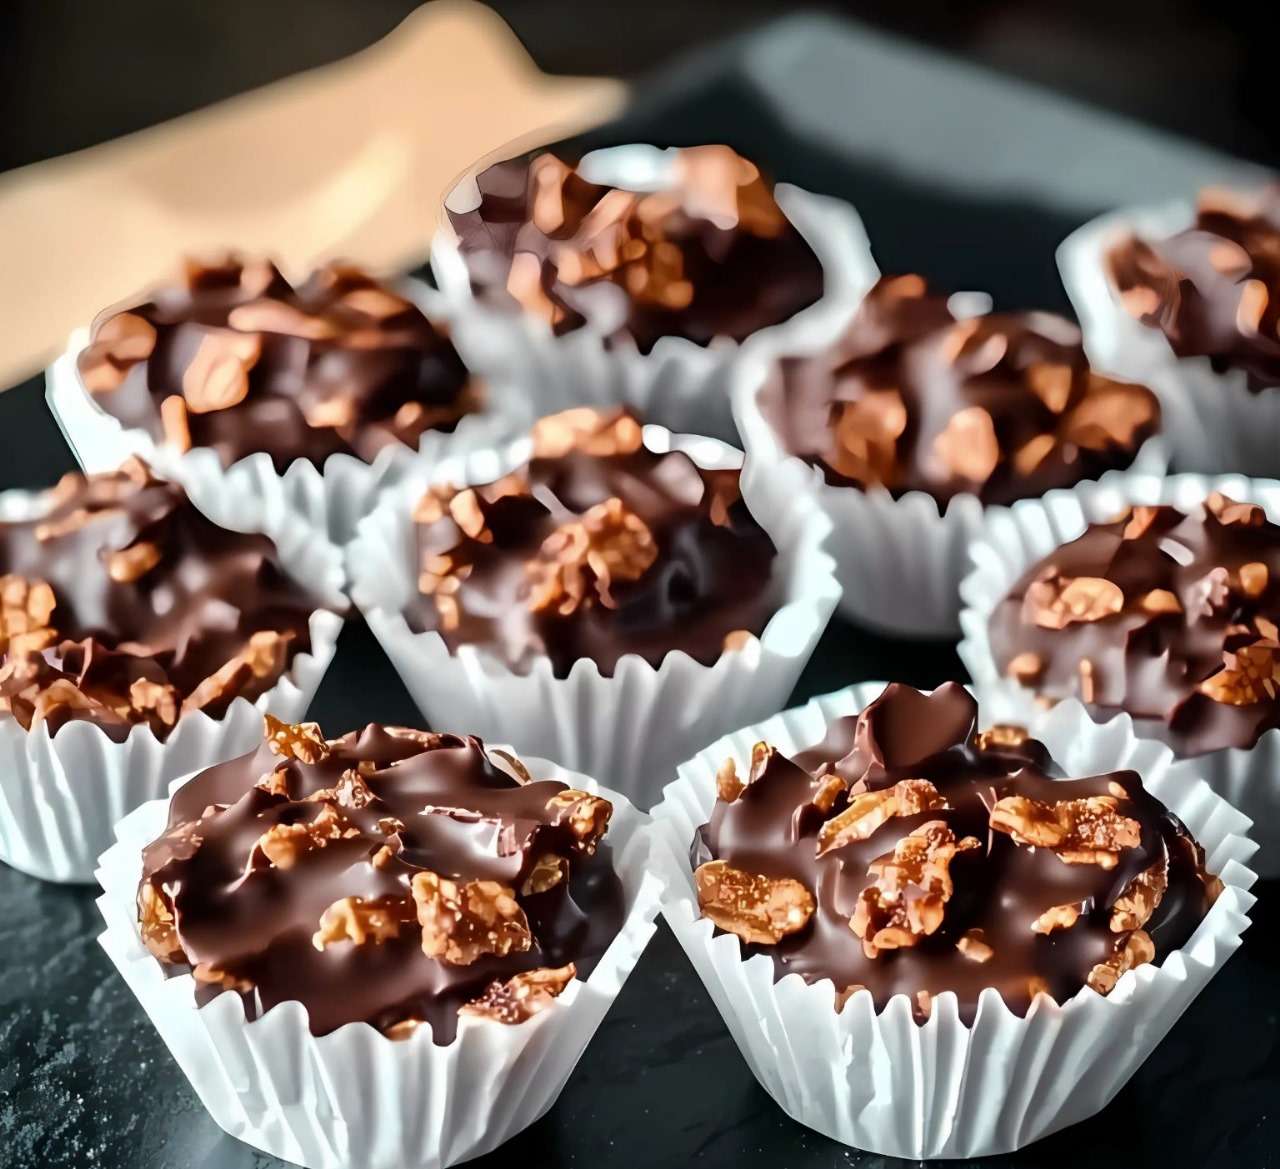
[0,0,624,390]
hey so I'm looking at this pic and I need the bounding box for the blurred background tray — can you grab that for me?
[0,10,1275,1168]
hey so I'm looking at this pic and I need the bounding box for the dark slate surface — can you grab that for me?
[2,14,1277,1168]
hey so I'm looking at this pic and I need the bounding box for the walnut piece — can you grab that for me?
[531,408,644,459]
[932,406,1000,484]
[715,741,774,803]
[137,882,184,963]
[264,713,330,764]
[956,928,993,963]
[1030,901,1085,935]
[694,859,815,946]
[545,789,612,854]
[989,794,1141,869]
[849,821,979,958]
[526,497,658,615]
[253,803,354,869]
[459,963,577,1024]
[0,574,57,656]
[1198,640,1280,706]
[311,896,405,950]
[521,854,569,895]
[815,778,947,857]
[412,872,532,966]
[107,541,162,584]
[1086,929,1155,994]
[974,724,1031,751]
[828,390,907,486]
[1110,854,1170,932]
[1022,572,1124,630]
[181,330,262,413]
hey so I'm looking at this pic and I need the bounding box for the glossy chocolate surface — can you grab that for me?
[78,258,477,471]
[404,408,778,676]
[989,495,1280,755]
[693,683,1217,1020]
[449,145,823,352]
[1107,186,1280,389]
[759,275,1160,505]
[138,723,626,1043]
[0,460,326,740]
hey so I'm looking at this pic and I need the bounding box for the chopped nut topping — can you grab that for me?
[1123,506,1162,539]
[1239,562,1270,598]
[932,406,1000,484]
[0,574,57,656]
[1079,658,1097,704]
[811,772,848,814]
[974,724,1030,751]
[694,859,815,945]
[849,821,979,958]
[160,395,193,452]
[137,882,183,963]
[107,541,162,584]
[226,298,339,340]
[815,779,947,857]
[312,896,405,949]
[1110,854,1170,932]
[1206,492,1266,528]
[129,678,179,728]
[1086,929,1155,994]
[1138,588,1182,615]
[181,330,262,413]
[264,713,330,764]
[1030,901,1085,935]
[1022,572,1125,629]
[716,741,774,803]
[526,497,658,615]
[459,963,576,1024]
[521,853,569,895]
[1006,652,1044,684]
[1198,640,1280,706]
[989,794,1141,868]
[79,313,158,392]
[253,803,354,869]
[545,789,613,854]
[1027,363,1072,413]
[532,408,644,459]
[829,390,908,485]
[192,963,253,993]
[412,872,532,966]
[956,928,993,963]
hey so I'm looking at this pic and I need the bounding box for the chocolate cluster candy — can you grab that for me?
[692,684,1219,1020]
[449,145,823,352]
[0,459,327,740]
[137,717,625,1042]
[1108,186,1280,388]
[405,407,778,676]
[989,494,1280,755]
[78,258,478,471]
[758,275,1160,505]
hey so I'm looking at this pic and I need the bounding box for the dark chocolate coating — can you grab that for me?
[694,683,1215,1020]
[404,410,778,677]
[988,496,1280,755]
[759,275,1160,505]
[78,258,477,472]
[1107,186,1280,389]
[0,461,328,740]
[449,146,824,353]
[139,726,626,1043]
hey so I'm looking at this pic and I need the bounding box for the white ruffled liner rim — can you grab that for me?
[958,468,1280,875]
[730,287,1169,637]
[648,681,1257,1160]
[95,755,664,1169]
[429,143,880,446]
[0,481,346,883]
[346,421,839,809]
[1059,196,1280,477]
[44,275,524,546]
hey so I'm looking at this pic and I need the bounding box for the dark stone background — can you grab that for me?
[0,5,1277,1168]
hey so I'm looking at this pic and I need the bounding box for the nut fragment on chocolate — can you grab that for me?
[691,683,1219,1021]
[404,406,778,677]
[137,720,626,1043]
[0,460,331,740]
[989,495,1280,754]
[1107,185,1280,388]
[758,275,1160,505]
[449,146,823,352]
[78,257,480,471]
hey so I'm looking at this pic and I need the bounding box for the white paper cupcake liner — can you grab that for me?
[95,756,663,1169]
[649,681,1257,1159]
[347,422,838,809]
[429,143,879,446]
[732,314,1168,637]
[0,483,346,883]
[959,468,1280,874]
[45,278,523,546]
[1060,198,1280,477]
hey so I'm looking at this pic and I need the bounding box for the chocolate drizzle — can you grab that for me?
[1107,185,1280,388]
[0,460,328,740]
[138,722,626,1043]
[404,407,777,676]
[989,494,1280,755]
[693,684,1217,1020]
[449,146,824,352]
[759,275,1160,505]
[78,258,478,471]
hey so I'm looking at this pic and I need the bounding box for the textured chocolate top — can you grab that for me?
[988,494,1280,756]
[137,719,626,1042]
[692,683,1218,1021]
[404,407,778,676]
[78,258,478,471]
[0,459,327,741]
[448,145,823,352]
[1107,186,1280,389]
[759,275,1160,505]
